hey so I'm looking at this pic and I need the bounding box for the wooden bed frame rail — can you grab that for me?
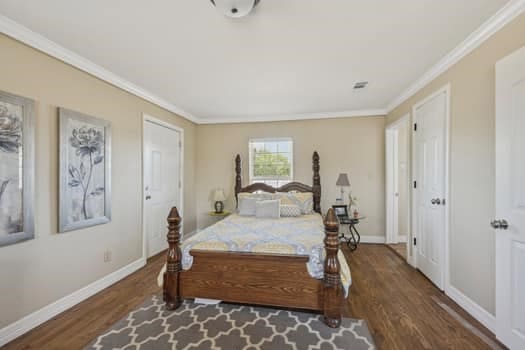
[163,206,343,327]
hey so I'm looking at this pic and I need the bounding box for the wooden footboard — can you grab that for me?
[180,251,323,310]
[163,207,344,327]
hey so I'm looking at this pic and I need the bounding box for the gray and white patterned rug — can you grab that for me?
[86,295,375,350]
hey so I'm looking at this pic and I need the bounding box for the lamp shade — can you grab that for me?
[336,173,350,187]
[213,189,226,201]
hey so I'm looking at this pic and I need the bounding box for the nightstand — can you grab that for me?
[332,205,363,251]
[338,216,364,251]
[208,211,231,221]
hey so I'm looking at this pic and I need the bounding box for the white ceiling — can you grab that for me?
[0,0,510,123]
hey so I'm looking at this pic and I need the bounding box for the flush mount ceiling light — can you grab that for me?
[210,0,261,18]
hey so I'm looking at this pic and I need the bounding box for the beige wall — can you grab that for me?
[0,34,197,328]
[386,13,525,315]
[6,9,523,331]
[196,117,386,238]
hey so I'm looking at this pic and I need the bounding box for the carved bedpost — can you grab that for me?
[323,208,342,328]
[164,207,182,310]
[235,154,242,207]
[313,151,321,214]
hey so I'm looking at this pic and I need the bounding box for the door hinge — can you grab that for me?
[179,140,182,148]
[179,180,181,188]
[413,181,417,189]
[414,123,417,131]
[413,237,417,246]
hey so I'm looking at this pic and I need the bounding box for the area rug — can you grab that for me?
[86,295,375,350]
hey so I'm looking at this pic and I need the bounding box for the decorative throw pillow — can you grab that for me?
[238,197,258,216]
[274,192,295,205]
[255,199,281,219]
[275,192,314,214]
[280,204,302,217]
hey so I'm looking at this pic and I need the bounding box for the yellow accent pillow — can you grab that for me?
[275,192,313,214]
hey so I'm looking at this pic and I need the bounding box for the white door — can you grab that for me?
[413,88,448,289]
[144,120,182,258]
[495,46,525,349]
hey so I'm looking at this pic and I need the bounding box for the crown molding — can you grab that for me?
[0,15,200,124]
[385,0,525,113]
[3,0,523,125]
[0,15,386,124]
[198,109,387,124]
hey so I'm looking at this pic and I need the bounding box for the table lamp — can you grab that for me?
[336,173,350,203]
[213,189,226,214]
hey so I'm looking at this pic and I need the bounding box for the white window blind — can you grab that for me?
[249,138,293,187]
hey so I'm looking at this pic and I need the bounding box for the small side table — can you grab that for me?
[339,216,365,251]
[208,211,231,221]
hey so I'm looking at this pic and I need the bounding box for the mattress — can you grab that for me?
[159,213,351,296]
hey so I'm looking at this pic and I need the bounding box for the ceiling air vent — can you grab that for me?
[353,81,368,90]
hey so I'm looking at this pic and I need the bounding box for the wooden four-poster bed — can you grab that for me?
[162,151,345,327]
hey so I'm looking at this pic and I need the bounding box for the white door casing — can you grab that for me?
[386,114,410,253]
[412,85,450,290]
[495,46,525,349]
[386,127,399,244]
[143,116,183,258]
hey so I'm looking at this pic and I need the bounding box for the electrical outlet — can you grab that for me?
[103,249,112,262]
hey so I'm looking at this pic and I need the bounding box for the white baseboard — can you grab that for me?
[0,257,147,347]
[360,235,386,244]
[183,230,198,241]
[445,284,496,333]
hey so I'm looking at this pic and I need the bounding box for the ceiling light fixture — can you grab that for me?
[210,0,261,18]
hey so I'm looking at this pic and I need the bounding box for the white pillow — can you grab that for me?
[255,199,281,219]
[280,204,302,217]
[238,197,258,216]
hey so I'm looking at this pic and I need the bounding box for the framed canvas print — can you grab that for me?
[59,108,111,232]
[0,90,35,246]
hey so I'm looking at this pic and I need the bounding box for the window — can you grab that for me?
[249,138,293,187]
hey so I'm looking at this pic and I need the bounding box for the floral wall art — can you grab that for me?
[0,90,35,246]
[59,108,111,232]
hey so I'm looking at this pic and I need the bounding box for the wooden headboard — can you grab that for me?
[234,151,321,214]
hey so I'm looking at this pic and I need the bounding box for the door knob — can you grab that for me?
[146,195,152,200]
[434,198,441,205]
[431,199,436,204]
[491,219,509,230]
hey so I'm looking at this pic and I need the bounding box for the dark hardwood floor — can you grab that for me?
[386,243,407,260]
[3,244,501,350]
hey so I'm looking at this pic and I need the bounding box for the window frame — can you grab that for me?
[248,137,294,185]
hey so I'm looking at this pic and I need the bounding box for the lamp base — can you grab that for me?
[214,201,224,214]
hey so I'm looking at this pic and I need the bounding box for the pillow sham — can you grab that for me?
[280,204,302,217]
[255,199,281,219]
[275,192,314,214]
[238,191,274,201]
[274,192,295,205]
[238,197,259,216]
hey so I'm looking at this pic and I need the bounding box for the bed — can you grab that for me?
[162,152,348,327]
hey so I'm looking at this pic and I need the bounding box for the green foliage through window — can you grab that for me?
[252,150,291,177]
[249,139,293,184]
